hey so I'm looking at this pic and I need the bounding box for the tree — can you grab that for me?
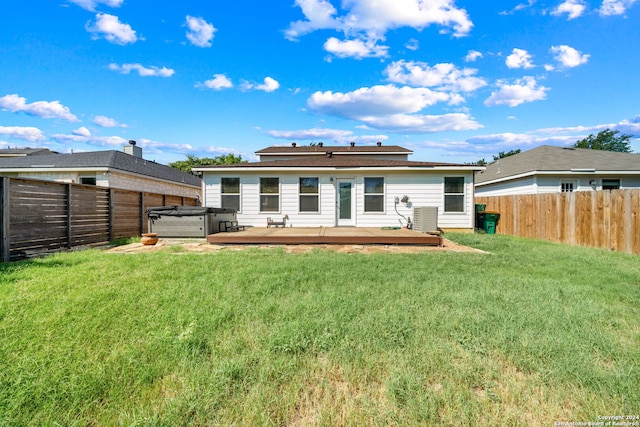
[168,154,247,172]
[493,149,521,161]
[573,129,632,152]
[468,159,487,166]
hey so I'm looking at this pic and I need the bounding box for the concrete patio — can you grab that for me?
[206,226,443,246]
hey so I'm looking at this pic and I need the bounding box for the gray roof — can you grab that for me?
[476,145,640,185]
[0,150,201,187]
[0,148,58,157]
[194,156,480,170]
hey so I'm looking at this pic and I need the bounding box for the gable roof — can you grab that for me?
[0,150,202,187]
[193,156,482,171]
[476,145,640,185]
[256,145,413,155]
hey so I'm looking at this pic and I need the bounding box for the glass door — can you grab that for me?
[337,179,355,226]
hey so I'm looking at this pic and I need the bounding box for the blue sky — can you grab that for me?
[1,0,639,164]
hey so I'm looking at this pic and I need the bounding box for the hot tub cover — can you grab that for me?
[147,206,236,220]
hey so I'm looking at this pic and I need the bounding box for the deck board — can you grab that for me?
[207,227,442,246]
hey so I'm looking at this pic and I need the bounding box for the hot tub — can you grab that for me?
[147,206,237,237]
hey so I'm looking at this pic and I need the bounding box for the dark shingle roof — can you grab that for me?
[476,145,640,184]
[0,151,201,186]
[0,148,58,157]
[194,156,478,170]
[256,145,413,155]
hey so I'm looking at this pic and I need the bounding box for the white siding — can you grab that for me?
[475,176,537,196]
[477,174,640,196]
[203,170,475,230]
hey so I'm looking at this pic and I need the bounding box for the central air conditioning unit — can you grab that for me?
[413,206,438,233]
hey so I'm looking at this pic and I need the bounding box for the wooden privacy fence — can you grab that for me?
[1,176,198,261]
[476,189,640,255]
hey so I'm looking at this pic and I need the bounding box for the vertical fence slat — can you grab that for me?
[1,177,9,262]
[477,189,640,255]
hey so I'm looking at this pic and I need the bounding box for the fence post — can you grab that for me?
[1,177,10,262]
[139,192,144,235]
[108,189,115,242]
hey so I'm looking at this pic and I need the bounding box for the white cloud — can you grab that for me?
[185,16,216,48]
[266,128,390,144]
[68,0,123,11]
[309,85,455,118]
[267,128,354,140]
[505,48,535,69]
[307,84,481,132]
[86,13,137,45]
[323,36,388,59]
[500,0,537,15]
[405,38,420,51]
[93,115,127,127]
[464,50,483,62]
[550,45,590,68]
[551,0,587,19]
[52,133,129,147]
[599,0,638,15]
[0,126,46,142]
[108,63,175,77]
[467,132,577,148]
[0,94,79,122]
[72,126,91,136]
[484,76,549,107]
[242,77,280,92]
[285,0,473,41]
[384,60,487,92]
[358,113,482,133]
[197,74,234,90]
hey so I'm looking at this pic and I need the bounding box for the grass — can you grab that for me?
[0,234,638,426]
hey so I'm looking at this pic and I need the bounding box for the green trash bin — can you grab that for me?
[475,204,486,229]
[483,211,500,234]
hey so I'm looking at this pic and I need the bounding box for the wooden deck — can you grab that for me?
[207,227,443,246]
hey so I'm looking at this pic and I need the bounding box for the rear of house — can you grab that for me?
[194,144,484,231]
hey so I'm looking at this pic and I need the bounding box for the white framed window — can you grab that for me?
[221,177,240,212]
[260,177,279,212]
[299,177,319,213]
[444,177,465,213]
[602,179,620,190]
[364,177,384,213]
[561,179,577,193]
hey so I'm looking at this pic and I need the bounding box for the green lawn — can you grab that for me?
[0,234,638,426]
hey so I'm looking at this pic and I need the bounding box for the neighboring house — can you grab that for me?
[0,148,58,157]
[193,143,484,231]
[475,145,640,196]
[0,141,202,198]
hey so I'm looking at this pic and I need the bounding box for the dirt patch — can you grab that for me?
[105,238,487,254]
